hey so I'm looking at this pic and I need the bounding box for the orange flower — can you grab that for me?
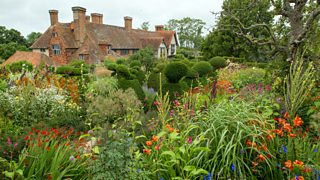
[278,118,287,125]
[45,146,50,151]
[288,133,296,138]
[284,160,293,170]
[291,176,304,180]
[165,124,171,129]
[303,167,312,173]
[143,149,151,155]
[283,123,292,132]
[293,160,304,167]
[293,116,303,127]
[274,129,283,136]
[246,140,252,146]
[252,161,258,167]
[152,136,158,142]
[168,127,174,132]
[284,112,290,119]
[146,141,153,146]
[258,154,265,161]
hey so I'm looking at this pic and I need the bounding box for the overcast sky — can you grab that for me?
[0,0,223,37]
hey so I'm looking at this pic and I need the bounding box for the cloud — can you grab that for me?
[0,0,223,36]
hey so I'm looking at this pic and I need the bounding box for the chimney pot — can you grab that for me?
[72,6,86,43]
[91,13,103,24]
[124,16,133,31]
[155,25,164,32]
[49,10,58,26]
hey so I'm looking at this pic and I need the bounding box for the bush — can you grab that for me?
[209,56,228,69]
[129,60,142,68]
[192,61,213,77]
[6,61,33,73]
[116,58,126,65]
[162,81,188,100]
[115,65,131,79]
[0,79,7,91]
[164,62,188,83]
[118,78,145,102]
[147,72,166,91]
[183,68,198,88]
[153,62,168,73]
[56,66,77,76]
[130,68,145,84]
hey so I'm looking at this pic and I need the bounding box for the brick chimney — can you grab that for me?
[155,25,164,32]
[49,10,58,26]
[72,6,86,44]
[124,16,132,31]
[85,16,90,23]
[91,13,103,24]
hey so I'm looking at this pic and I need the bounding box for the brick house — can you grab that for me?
[30,6,180,65]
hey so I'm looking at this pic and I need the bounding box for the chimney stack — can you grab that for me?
[155,25,164,32]
[72,6,86,44]
[124,16,132,31]
[49,10,58,26]
[91,13,103,24]
[85,16,90,23]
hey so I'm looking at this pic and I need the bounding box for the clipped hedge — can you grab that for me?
[162,81,188,100]
[6,60,33,73]
[147,72,166,91]
[164,62,188,83]
[209,56,228,69]
[118,78,145,102]
[115,65,131,80]
[192,61,213,77]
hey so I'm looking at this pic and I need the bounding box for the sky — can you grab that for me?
[0,0,224,37]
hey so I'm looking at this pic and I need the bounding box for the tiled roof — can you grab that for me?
[2,51,55,67]
[31,23,78,49]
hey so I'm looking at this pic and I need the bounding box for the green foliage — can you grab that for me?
[115,64,131,79]
[130,68,145,84]
[284,58,315,117]
[118,78,145,102]
[128,47,155,72]
[89,131,141,179]
[166,18,206,49]
[140,21,150,31]
[0,79,7,91]
[129,60,142,68]
[0,42,29,60]
[209,56,228,69]
[153,62,168,73]
[162,82,188,100]
[6,60,33,73]
[164,62,188,83]
[56,61,89,76]
[192,61,213,77]
[116,58,126,65]
[86,77,142,125]
[26,32,42,47]
[147,72,166,91]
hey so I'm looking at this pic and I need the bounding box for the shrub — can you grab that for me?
[129,60,142,68]
[153,62,168,73]
[0,79,7,91]
[192,61,213,77]
[118,78,145,102]
[6,61,33,73]
[183,68,198,88]
[162,81,188,100]
[56,65,76,75]
[209,56,228,69]
[147,72,166,91]
[130,68,145,84]
[115,65,131,79]
[164,62,188,83]
[116,58,126,65]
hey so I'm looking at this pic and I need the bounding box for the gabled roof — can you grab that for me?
[31,23,78,49]
[2,51,55,67]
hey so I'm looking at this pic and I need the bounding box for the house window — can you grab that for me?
[171,44,176,55]
[40,48,46,52]
[79,54,84,60]
[160,47,166,58]
[52,44,61,55]
[120,49,129,55]
[107,45,112,53]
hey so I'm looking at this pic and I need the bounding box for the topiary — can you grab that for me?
[192,61,213,77]
[116,58,126,65]
[164,62,188,83]
[147,72,166,91]
[130,68,145,85]
[153,62,168,73]
[116,65,131,79]
[183,68,198,88]
[129,60,141,68]
[209,56,228,69]
[56,66,75,75]
[162,81,188,100]
[118,78,145,102]
[6,61,33,73]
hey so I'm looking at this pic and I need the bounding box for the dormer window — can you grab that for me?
[52,32,58,37]
[52,44,60,55]
[40,48,46,52]
[79,54,84,60]
[171,44,176,55]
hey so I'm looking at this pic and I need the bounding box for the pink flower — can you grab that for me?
[173,100,180,106]
[7,137,12,145]
[187,137,193,144]
[13,143,18,149]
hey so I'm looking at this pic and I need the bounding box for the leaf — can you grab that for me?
[16,169,23,176]
[79,133,90,140]
[92,146,100,154]
[183,165,196,172]
[192,147,210,152]
[179,146,186,154]
[161,151,176,159]
[3,171,14,179]
[191,168,208,176]
[135,135,147,140]
[157,131,167,138]
[315,101,320,108]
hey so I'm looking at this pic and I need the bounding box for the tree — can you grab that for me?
[0,42,28,60]
[140,22,150,31]
[215,0,320,61]
[0,26,26,45]
[202,0,274,61]
[26,32,42,47]
[166,17,206,50]
[128,47,155,72]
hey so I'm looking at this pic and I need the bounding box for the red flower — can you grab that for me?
[143,149,151,155]
[258,154,265,161]
[288,133,296,138]
[284,112,290,119]
[45,146,50,151]
[293,116,303,127]
[24,136,29,141]
[152,136,158,142]
[293,160,304,167]
[146,141,152,147]
[284,160,293,171]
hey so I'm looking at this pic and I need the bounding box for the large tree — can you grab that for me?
[166,17,206,50]
[209,0,320,61]
[26,32,42,47]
